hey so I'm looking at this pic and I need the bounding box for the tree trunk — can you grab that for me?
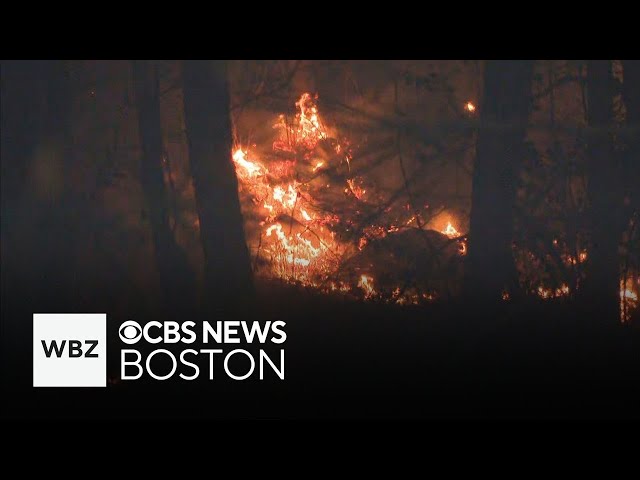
[622,60,640,204]
[132,60,194,313]
[1,61,75,394]
[463,60,534,304]
[581,60,621,325]
[181,60,254,316]
[1,61,49,391]
[42,60,77,310]
[623,60,640,123]
[7,61,77,312]
[620,60,640,323]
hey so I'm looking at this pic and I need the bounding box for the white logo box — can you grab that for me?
[33,313,107,387]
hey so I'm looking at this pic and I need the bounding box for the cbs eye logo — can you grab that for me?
[119,321,142,344]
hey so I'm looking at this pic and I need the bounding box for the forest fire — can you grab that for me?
[232,93,462,304]
[233,94,345,288]
[232,92,638,320]
[6,59,640,423]
[527,248,638,322]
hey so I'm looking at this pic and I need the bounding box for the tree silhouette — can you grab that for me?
[581,60,621,324]
[133,60,194,313]
[622,60,640,207]
[181,60,254,316]
[463,60,534,303]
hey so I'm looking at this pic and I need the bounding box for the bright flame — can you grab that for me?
[442,221,460,238]
[273,93,329,152]
[232,149,263,179]
[346,178,366,200]
[537,283,570,299]
[440,221,467,255]
[230,95,640,319]
[233,94,351,287]
[620,277,639,323]
[358,274,375,298]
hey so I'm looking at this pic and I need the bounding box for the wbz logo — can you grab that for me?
[41,339,99,358]
[33,314,106,387]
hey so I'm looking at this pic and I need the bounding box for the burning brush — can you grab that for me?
[231,93,639,321]
[232,93,467,304]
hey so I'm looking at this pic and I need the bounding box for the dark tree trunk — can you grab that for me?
[463,60,534,304]
[1,61,75,393]
[181,60,254,316]
[3,61,77,311]
[623,60,640,124]
[0,62,44,205]
[1,62,40,306]
[1,61,48,390]
[622,60,640,204]
[620,60,640,323]
[132,60,194,313]
[41,60,77,310]
[581,60,621,324]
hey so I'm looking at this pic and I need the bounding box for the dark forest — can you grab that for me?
[1,60,639,419]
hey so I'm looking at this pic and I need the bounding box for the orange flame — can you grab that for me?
[537,283,570,299]
[232,149,264,179]
[441,221,460,238]
[358,274,375,298]
[620,277,639,323]
[234,94,347,287]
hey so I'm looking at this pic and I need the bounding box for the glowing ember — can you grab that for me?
[465,101,476,113]
[562,249,588,265]
[329,281,351,293]
[346,178,366,200]
[620,277,639,323]
[441,221,460,238]
[537,286,551,299]
[537,283,570,299]
[358,274,375,298]
[532,246,638,323]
